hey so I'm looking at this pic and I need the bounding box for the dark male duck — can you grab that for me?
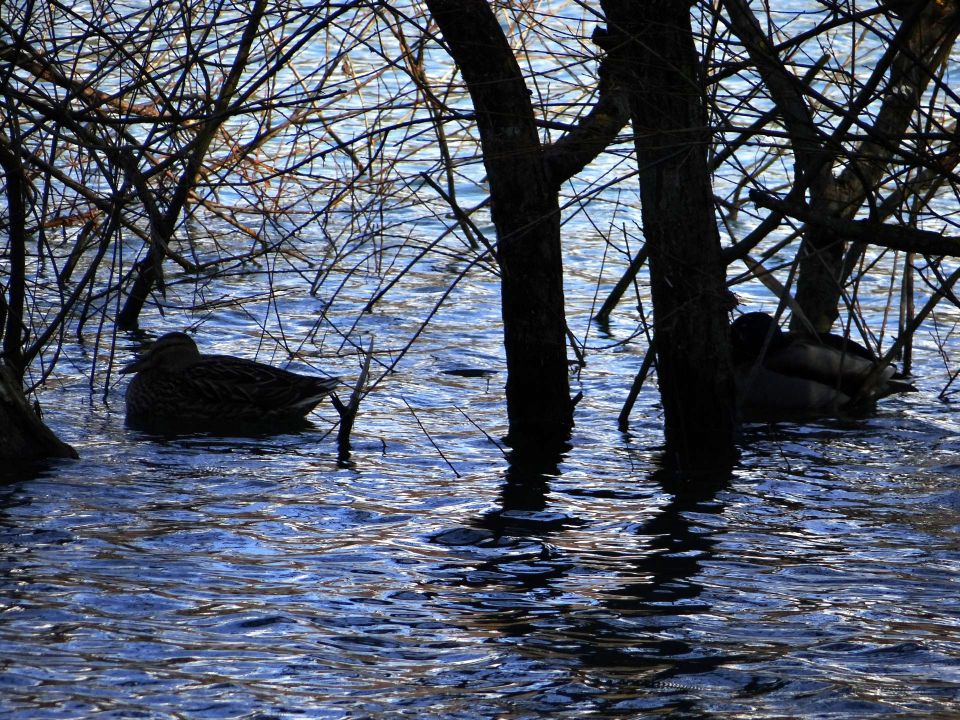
[121,332,339,433]
[731,312,916,417]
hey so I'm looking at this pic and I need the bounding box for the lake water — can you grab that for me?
[3,2,960,717]
[2,252,959,718]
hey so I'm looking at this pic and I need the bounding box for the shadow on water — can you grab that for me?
[593,464,735,684]
[433,436,741,715]
[482,442,569,530]
[0,457,73,486]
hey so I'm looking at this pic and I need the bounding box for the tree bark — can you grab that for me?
[0,364,78,461]
[795,0,960,331]
[425,0,573,451]
[0,140,27,380]
[751,190,960,256]
[601,0,737,473]
[0,140,78,461]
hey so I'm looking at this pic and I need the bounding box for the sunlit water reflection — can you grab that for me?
[3,8,960,709]
[3,319,960,718]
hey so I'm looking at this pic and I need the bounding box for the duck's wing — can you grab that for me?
[764,340,883,389]
[815,332,878,362]
[764,339,918,403]
[816,332,917,384]
[870,375,918,399]
[186,356,339,414]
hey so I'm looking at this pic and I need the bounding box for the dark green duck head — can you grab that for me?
[730,311,789,365]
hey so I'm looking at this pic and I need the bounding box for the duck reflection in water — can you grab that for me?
[120,332,339,434]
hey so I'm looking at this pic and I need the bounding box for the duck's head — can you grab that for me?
[731,312,787,363]
[120,332,202,374]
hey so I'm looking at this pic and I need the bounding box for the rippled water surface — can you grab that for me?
[3,290,960,719]
[4,18,960,707]
[6,0,960,713]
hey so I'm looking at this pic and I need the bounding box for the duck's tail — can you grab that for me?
[880,375,918,397]
[854,366,917,405]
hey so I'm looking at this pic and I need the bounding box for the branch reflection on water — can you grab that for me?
[433,441,737,710]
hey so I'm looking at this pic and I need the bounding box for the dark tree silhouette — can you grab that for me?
[598,0,737,472]
[425,0,574,453]
[2,1,959,463]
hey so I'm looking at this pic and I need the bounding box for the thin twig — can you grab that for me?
[401,396,460,477]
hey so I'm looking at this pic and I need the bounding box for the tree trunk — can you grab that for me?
[0,140,77,461]
[794,0,960,331]
[425,0,573,452]
[601,0,737,473]
[0,364,78,461]
[0,140,27,380]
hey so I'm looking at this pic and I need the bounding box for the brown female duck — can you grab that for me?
[121,332,339,433]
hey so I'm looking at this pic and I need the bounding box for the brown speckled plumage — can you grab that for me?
[121,332,338,433]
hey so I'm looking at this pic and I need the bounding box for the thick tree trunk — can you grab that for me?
[0,364,78,461]
[0,141,27,379]
[0,141,77,461]
[425,0,573,451]
[601,0,737,473]
[794,0,960,331]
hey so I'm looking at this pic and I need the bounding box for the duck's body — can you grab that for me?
[731,312,916,417]
[121,332,338,433]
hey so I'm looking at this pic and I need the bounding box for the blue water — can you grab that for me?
[2,302,959,718]
[3,2,960,715]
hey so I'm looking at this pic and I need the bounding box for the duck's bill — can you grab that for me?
[119,357,146,374]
